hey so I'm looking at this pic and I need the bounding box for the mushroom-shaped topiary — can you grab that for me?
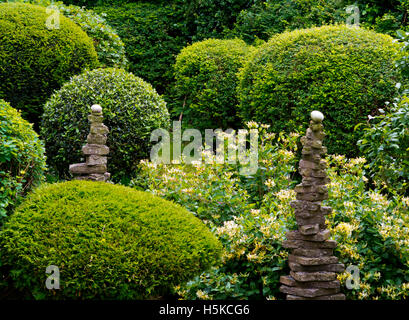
[0,180,222,299]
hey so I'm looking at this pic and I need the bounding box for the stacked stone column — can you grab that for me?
[279,111,345,300]
[69,105,111,182]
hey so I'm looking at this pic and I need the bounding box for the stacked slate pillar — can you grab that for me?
[279,111,346,300]
[69,105,111,182]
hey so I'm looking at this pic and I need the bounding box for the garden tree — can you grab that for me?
[0,100,46,222]
[173,39,255,130]
[238,25,403,156]
[41,68,170,181]
[0,181,222,299]
[0,2,99,125]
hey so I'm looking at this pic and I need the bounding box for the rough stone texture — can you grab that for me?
[288,255,338,266]
[288,263,345,273]
[282,239,338,249]
[287,293,346,300]
[286,229,330,242]
[82,144,110,156]
[69,105,110,182]
[86,155,108,166]
[280,111,345,300]
[280,285,339,298]
[290,271,337,282]
[69,163,107,175]
[280,276,340,289]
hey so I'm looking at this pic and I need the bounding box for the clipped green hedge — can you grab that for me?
[2,0,128,69]
[0,2,99,124]
[0,99,46,222]
[94,2,188,94]
[238,25,402,156]
[174,39,255,129]
[0,181,222,299]
[41,68,170,181]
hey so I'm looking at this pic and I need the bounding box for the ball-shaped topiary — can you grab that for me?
[238,25,403,156]
[41,68,170,180]
[174,39,255,130]
[0,99,46,222]
[0,2,99,124]
[0,180,222,299]
[3,0,128,69]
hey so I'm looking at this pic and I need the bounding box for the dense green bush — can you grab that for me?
[173,39,255,129]
[358,95,409,196]
[41,68,170,181]
[238,25,402,156]
[94,2,188,94]
[230,0,347,43]
[0,0,128,69]
[0,100,46,222]
[0,2,99,124]
[135,126,409,300]
[0,181,222,299]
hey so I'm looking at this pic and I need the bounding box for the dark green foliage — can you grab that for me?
[358,95,409,196]
[0,99,46,222]
[238,25,402,156]
[94,2,189,94]
[0,180,222,299]
[230,0,348,43]
[0,2,99,124]
[174,39,255,130]
[41,68,170,180]
[180,0,257,41]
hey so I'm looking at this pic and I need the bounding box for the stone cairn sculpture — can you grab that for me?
[279,111,346,300]
[69,104,111,182]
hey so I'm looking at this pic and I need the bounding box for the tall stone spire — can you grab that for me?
[279,111,346,300]
[69,105,111,182]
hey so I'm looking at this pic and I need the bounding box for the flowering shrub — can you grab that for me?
[358,95,409,196]
[133,125,409,300]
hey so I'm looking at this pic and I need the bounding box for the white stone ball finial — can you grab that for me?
[311,110,324,123]
[91,104,102,113]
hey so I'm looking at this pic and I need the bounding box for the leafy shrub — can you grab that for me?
[135,125,409,300]
[179,0,257,41]
[173,39,255,130]
[230,0,347,43]
[41,68,170,181]
[0,99,46,223]
[0,2,99,124]
[3,0,128,69]
[94,2,189,94]
[358,95,409,196]
[238,25,402,156]
[0,180,222,299]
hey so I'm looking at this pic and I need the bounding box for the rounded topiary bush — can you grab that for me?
[5,0,128,69]
[0,99,46,222]
[174,39,255,130]
[0,180,222,299]
[41,68,170,180]
[238,25,403,156]
[0,2,99,124]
